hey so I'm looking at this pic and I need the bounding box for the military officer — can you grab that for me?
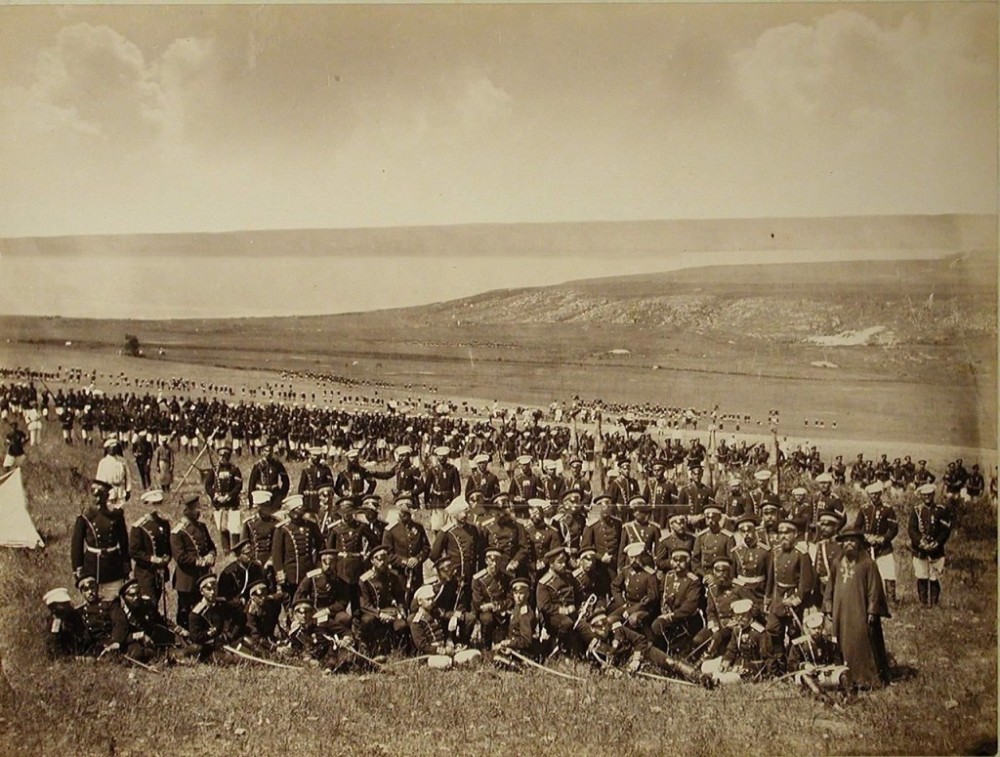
[472,549,514,649]
[74,575,116,655]
[71,480,131,601]
[617,499,660,570]
[730,515,769,608]
[536,547,594,656]
[241,490,281,591]
[293,548,354,635]
[204,446,244,553]
[382,496,431,605]
[479,497,531,578]
[188,574,246,661]
[298,446,334,519]
[853,481,900,604]
[170,496,217,629]
[678,464,714,528]
[642,459,678,528]
[129,489,172,612]
[465,454,501,503]
[563,457,593,505]
[764,519,814,656]
[653,513,697,573]
[609,543,658,634]
[582,494,623,589]
[692,505,733,578]
[273,495,323,602]
[218,539,267,604]
[524,498,561,583]
[650,546,703,653]
[247,439,290,509]
[358,545,408,654]
[908,483,952,607]
[430,497,483,610]
[809,511,844,606]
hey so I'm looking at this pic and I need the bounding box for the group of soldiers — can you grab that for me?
[45,414,967,693]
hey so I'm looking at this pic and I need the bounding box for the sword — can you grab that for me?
[223,644,304,670]
[633,669,696,687]
[507,649,585,682]
[123,655,161,674]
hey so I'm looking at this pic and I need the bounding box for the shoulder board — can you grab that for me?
[695,528,709,536]
[721,529,734,537]
[171,524,185,534]
[444,524,458,533]
[360,570,375,582]
[192,600,209,615]
[643,566,655,575]
[539,571,555,585]
[314,609,330,624]
[751,621,765,633]
[791,634,810,646]
[687,572,700,582]
[306,568,322,579]
[473,568,488,580]
[572,567,585,578]
[480,517,496,527]
[794,543,808,554]
[134,514,152,527]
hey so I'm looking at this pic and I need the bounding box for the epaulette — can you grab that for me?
[687,572,700,581]
[538,571,555,585]
[360,569,375,582]
[643,566,655,575]
[480,517,496,528]
[473,568,488,580]
[192,599,209,615]
[695,528,709,537]
[306,568,322,579]
[794,543,808,554]
[572,567,585,579]
[134,514,151,527]
[444,523,458,533]
[751,621,765,633]
[519,606,529,616]
[314,609,330,624]
[791,634,810,646]
[171,523,185,534]
[721,529,734,538]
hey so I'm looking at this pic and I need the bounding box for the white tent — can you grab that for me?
[0,468,44,548]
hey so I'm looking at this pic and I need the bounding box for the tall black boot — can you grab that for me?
[929,580,941,607]
[916,579,929,607]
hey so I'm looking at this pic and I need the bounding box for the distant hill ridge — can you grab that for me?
[2,213,994,257]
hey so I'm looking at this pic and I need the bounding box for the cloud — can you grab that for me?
[1,22,215,149]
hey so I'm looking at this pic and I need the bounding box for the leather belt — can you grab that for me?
[85,544,119,554]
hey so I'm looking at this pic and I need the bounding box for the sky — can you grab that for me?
[0,2,996,318]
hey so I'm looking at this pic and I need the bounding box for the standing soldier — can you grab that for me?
[719,477,749,531]
[678,464,714,529]
[811,473,845,524]
[508,455,542,518]
[605,460,641,517]
[654,513,697,573]
[335,449,385,506]
[423,447,462,537]
[247,440,290,509]
[169,496,217,630]
[643,459,678,528]
[132,430,153,490]
[764,519,814,658]
[524,498,561,584]
[152,436,174,493]
[536,547,594,657]
[430,498,483,619]
[853,481,900,605]
[218,539,267,604]
[96,439,132,508]
[617,499,660,570]
[466,454,501,502]
[71,480,131,602]
[730,515,769,609]
[327,500,377,615]
[129,489,172,615]
[382,497,431,606]
[809,511,844,607]
[241,490,282,591]
[272,496,323,603]
[298,446,335,520]
[581,494,623,594]
[205,446,244,554]
[391,446,425,504]
[540,460,567,506]
[747,470,774,518]
[692,505,732,578]
[908,484,952,607]
[564,457,593,505]
[479,498,531,579]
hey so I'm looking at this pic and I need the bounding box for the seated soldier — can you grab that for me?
[188,574,247,662]
[650,547,703,654]
[494,578,538,668]
[608,543,658,636]
[109,579,178,663]
[358,546,409,655]
[471,549,514,649]
[242,579,283,653]
[586,611,714,688]
[689,557,755,660]
[787,613,848,702]
[43,588,90,659]
[717,598,777,681]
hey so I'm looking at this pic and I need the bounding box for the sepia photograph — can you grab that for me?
[0,3,996,755]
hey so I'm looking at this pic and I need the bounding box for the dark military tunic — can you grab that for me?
[206,461,243,510]
[326,520,376,584]
[272,520,323,586]
[293,567,352,613]
[170,519,215,594]
[409,608,448,654]
[692,528,733,575]
[480,517,530,573]
[853,503,899,558]
[430,522,483,586]
[241,513,279,567]
[129,512,171,602]
[71,507,131,583]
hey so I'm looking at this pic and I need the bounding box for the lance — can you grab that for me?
[223,644,304,670]
[507,649,585,682]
